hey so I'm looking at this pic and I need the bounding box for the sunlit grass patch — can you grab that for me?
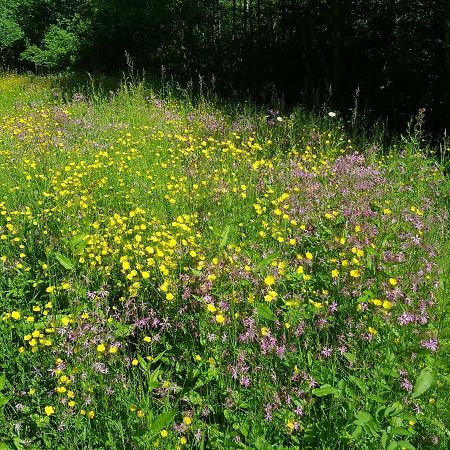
[0,75,449,449]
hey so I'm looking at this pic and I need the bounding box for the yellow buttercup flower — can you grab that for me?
[215,314,225,324]
[97,343,106,353]
[183,416,192,425]
[44,405,55,416]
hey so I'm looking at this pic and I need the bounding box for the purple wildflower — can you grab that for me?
[400,378,413,392]
[420,337,438,352]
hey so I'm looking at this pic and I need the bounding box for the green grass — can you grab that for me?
[0,73,449,449]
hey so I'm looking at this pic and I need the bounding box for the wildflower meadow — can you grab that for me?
[0,74,449,449]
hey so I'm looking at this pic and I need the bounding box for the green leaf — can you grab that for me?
[219,225,231,250]
[348,375,366,392]
[385,402,403,418]
[312,385,341,397]
[137,355,148,370]
[397,441,416,450]
[344,352,357,363]
[391,428,412,437]
[355,411,373,423]
[254,437,269,449]
[150,350,166,365]
[367,394,386,403]
[150,410,176,434]
[188,390,203,405]
[0,373,5,390]
[381,431,389,449]
[256,303,277,321]
[112,322,132,338]
[351,425,363,439]
[256,252,279,269]
[55,252,74,270]
[69,232,88,251]
[354,410,380,436]
[221,441,245,449]
[0,394,10,408]
[412,367,434,398]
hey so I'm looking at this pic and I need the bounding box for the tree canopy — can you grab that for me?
[1,0,450,133]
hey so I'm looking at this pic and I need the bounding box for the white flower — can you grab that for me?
[276,116,283,122]
[328,111,337,118]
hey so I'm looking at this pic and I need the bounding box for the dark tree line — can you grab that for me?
[1,0,450,133]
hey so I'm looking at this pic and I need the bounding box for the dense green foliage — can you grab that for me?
[1,1,450,133]
[0,73,450,449]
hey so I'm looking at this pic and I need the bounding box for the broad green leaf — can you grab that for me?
[351,425,363,439]
[55,252,74,270]
[367,394,386,403]
[381,431,389,449]
[412,367,434,398]
[344,352,357,363]
[254,437,269,449]
[188,391,202,405]
[150,350,166,365]
[69,232,88,251]
[113,322,132,338]
[355,411,373,423]
[219,225,231,250]
[256,252,279,269]
[150,410,176,434]
[147,380,160,390]
[391,427,412,437]
[0,394,10,408]
[0,373,5,390]
[397,441,416,450]
[312,385,341,397]
[256,303,276,321]
[137,355,148,370]
[385,402,403,418]
[348,375,366,392]
[221,441,245,449]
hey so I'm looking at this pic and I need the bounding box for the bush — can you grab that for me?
[21,25,79,70]
[0,16,24,65]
